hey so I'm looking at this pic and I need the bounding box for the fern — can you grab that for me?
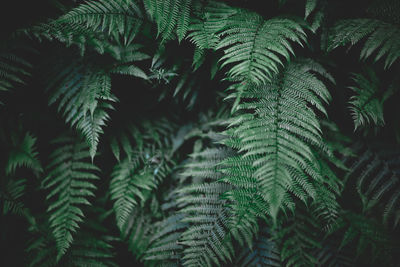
[0,44,33,104]
[144,0,193,42]
[119,208,153,261]
[46,56,116,159]
[348,68,393,130]
[110,154,157,230]
[177,148,236,267]
[41,134,100,259]
[329,211,392,261]
[186,1,237,51]
[216,11,307,85]
[109,119,176,229]
[27,210,116,267]
[276,206,322,267]
[57,0,144,46]
[5,132,42,176]
[234,228,281,267]
[345,143,400,227]
[328,18,400,68]
[223,59,333,220]
[145,213,187,263]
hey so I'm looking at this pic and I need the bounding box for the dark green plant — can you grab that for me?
[1,0,400,266]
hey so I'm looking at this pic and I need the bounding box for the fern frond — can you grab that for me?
[346,143,400,227]
[144,0,193,42]
[315,239,354,267]
[41,135,100,260]
[2,177,27,216]
[328,19,400,68]
[119,209,153,261]
[234,228,281,267]
[216,11,307,85]
[145,213,188,262]
[186,1,237,51]
[58,0,144,46]
[276,206,322,267]
[177,148,236,267]
[223,59,333,220]
[27,209,116,267]
[110,155,156,230]
[0,45,32,104]
[348,68,390,130]
[329,211,391,260]
[6,132,42,176]
[46,58,116,159]
[305,0,318,19]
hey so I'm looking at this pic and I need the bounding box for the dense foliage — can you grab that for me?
[1,0,400,266]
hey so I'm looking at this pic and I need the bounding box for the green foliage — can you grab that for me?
[0,43,33,104]
[144,0,193,42]
[216,12,307,85]
[177,148,235,267]
[328,18,400,68]
[223,59,334,220]
[345,143,400,227]
[2,0,400,266]
[41,134,100,260]
[348,68,396,130]
[234,228,281,267]
[58,0,144,46]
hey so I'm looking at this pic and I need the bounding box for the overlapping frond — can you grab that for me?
[177,148,236,267]
[109,119,176,229]
[0,45,32,104]
[223,59,334,220]
[276,207,322,267]
[234,228,281,267]
[144,0,193,42]
[41,135,100,259]
[27,212,116,267]
[329,211,391,260]
[110,155,157,230]
[119,209,153,260]
[186,1,237,51]
[58,0,144,46]
[328,19,400,68]
[46,58,116,159]
[345,143,400,227]
[348,68,391,130]
[6,132,42,176]
[145,213,188,263]
[216,11,307,85]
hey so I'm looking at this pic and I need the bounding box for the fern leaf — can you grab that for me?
[145,213,188,262]
[110,155,156,230]
[177,148,236,267]
[277,206,322,267]
[41,135,100,260]
[216,11,307,85]
[6,132,42,176]
[348,68,394,130]
[144,0,193,42]
[0,45,32,104]
[119,209,153,260]
[234,228,281,267]
[328,19,400,68]
[329,211,391,260]
[58,0,144,46]
[223,59,333,221]
[2,177,27,216]
[346,143,400,227]
[305,0,318,19]
[186,1,237,50]
[46,59,116,160]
